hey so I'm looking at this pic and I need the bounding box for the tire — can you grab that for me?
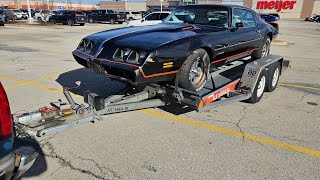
[247,70,267,103]
[67,19,74,26]
[88,18,94,23]
[79,23,85,26]
[265,61,281,92]
[118,21,123,24]
[0,23,4,26]
[37,17,42,23]
[178,49,210,92]
[109,18,115,24]
[128,17,133,21]
[251,36,271,60]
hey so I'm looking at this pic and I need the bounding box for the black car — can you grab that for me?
[3,9,15,21]
[87,10,126,24]
[259,13,279,32]
[72,5,277,92]
[50,10,86,26]
[0,9,5,26]
[305,14,320,22]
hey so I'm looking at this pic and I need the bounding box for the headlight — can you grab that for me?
[77,39,95,53]
[112,48,148,64]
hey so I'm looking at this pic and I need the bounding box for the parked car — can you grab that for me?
[305,14,320,22]
[259,13,279,32]
[0,81,38,180]
[4,9,15,21]
[87,10,126,24]
[126,11,142,21]
[139,11,149,18]
[20,8,37,17]
[126,11,170,27]
[50,10,86,26]
[34,9,53,22]
[73,5,278,92]
[12,9,28,19]
[0,9,5,26]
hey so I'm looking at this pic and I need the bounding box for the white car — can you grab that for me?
[126,11,143,21]
[126,11,170,27]
[12,10,28,19]
[34,9,53,22]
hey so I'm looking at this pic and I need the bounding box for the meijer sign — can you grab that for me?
[257,0,297,12]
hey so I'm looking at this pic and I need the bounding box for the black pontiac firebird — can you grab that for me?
[73,5,277,91]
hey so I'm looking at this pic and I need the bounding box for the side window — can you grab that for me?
[145,13,159,21]
[232,9,256,28]
[160,13,169,20]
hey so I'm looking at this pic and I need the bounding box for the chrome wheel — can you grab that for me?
[257,76,266,98]
[189,57,205,86]
[271,67,279,87]
[261,38,271,57]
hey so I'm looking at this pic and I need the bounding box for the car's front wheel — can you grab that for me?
[251,36,271,60]
[88,18,94,23]
[67,19,74,26]
[110,18,115,24]
[178,49,210,92]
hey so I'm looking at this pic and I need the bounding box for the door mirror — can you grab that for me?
[235,22,244,28]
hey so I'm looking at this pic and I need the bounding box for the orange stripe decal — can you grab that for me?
[212,48,258,64]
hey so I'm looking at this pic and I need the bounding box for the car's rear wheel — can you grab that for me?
[37,17,42,23]
[79,23,85,26]
[178,49,210,92]
[118,21,123,24]
[128,17,133,21]
[251,36,271,60]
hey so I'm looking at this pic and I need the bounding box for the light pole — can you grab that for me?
[26,0,33,24]
[160,0,163,11]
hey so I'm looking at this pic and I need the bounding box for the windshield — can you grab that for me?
[13,10,22,13]
[163,6,229,28]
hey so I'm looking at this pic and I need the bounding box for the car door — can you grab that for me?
[228,8,262,58]
[55,11,63,23]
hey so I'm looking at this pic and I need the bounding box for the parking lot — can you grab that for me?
[0,20,319,179]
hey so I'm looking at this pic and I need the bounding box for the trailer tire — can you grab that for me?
[247,70,267,103]
[265,61,281,92]
[178,49,210,92]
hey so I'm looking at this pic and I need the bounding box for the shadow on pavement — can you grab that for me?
[55,68,195,115]
[56,68,127,98]
[14,137,47,179]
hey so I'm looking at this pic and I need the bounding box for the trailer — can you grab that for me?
[13,54,289,137]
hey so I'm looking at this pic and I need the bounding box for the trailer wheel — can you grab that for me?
[265,61,280,92]
[247,70,267,103]
[178,49,210,92]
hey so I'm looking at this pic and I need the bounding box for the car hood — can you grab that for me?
[84,23,224,50]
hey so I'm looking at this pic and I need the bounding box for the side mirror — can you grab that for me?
[235,22,244,28]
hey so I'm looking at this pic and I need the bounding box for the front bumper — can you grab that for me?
[0,139,38,180]
[73,50,176,84]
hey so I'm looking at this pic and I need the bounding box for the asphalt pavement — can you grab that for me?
[0,20,319,180]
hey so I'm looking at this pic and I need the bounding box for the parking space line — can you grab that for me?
[4,73,60,90]
[279,83,320,91]
[140,109,320,158]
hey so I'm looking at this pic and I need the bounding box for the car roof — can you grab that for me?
[182,4,254,11]
[151,11,171,13]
